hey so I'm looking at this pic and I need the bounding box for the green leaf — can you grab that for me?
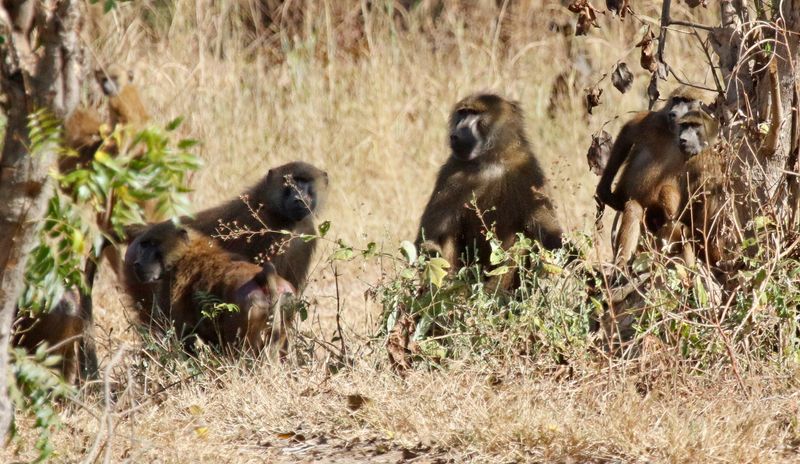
[693,275,708,307]
[424,257,450,288]
[318,220,331,237]
[332,241,354,261]
[489,241,507,265]
[362,242,377,258]
[399,240,417,265]
[485,265,510,276]
[166,116,184,131]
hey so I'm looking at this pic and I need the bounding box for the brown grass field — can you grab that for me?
[5,1,800,462]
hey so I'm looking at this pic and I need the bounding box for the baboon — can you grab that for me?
[61,64,149,174]
[594,86,711,266]
[670,109,723,266]
[184,161,328,290]
[59,107,104,174]
[124,221,295,353]
[13,290,83,384]
[416,93,563,286]
[95,64,149,127]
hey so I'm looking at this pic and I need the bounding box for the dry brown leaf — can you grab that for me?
[611,62,633,93]
[587,130,613,175]
[636,27,658,72]
[585,85,603,114]
[647,74,660,107]
[569,0,600,36]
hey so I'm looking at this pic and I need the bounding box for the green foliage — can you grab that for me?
[13,110,201,459]
[59,118,201,238]
[18,193,89,312]
[378,233,593,367]
[8,347,74,463]
[195,290,241,320]
[20,113,201,315]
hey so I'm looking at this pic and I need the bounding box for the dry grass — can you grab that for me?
[5,1,800,462]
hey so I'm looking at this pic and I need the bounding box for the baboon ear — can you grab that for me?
[177,227,190,241]
[123,223,149,243]
[127,70,135,82]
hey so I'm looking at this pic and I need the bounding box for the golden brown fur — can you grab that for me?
[124,222,295,353]
[95,64,149,127]
[416,93,563,287]
[595,86,711,266]
[672,109,723,267]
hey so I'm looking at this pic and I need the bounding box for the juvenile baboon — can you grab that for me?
[671,109,723,266]
[124,222,295,353]
[13,290,83,383]
[595,86,711,266]
[416,93,563,285]
[95,64,149,127]
[185,161,328,290]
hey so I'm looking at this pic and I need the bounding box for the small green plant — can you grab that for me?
[377,229,594,368]
[8,347,74,463]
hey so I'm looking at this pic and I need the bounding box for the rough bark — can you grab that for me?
[0,0,83,440]
[710,0,800,218]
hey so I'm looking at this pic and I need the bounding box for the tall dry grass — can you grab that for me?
[5,1,800,462]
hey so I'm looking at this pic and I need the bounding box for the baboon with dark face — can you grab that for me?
[184,161,328,290]
[416,93,563,287]
[124,222,295,353]
[595,86,711,266]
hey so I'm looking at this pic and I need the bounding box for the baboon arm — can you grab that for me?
[596,123,634,212]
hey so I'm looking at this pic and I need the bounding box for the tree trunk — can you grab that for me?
[0,0,82,440]
[713,0,800,216]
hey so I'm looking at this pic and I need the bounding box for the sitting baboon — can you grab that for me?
[95,64,149,127]
[416,93,563,288]
[13,290,83,384]
[124,221,295,353]
[184,161,328,290]
[595,86,711,266]
[669,109,723,267]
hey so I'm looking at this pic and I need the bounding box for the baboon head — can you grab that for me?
[265,162,329,222]
[127,222,190,283]
[95,64,134,97]
[677,110,719,157]
[448,93,525,162]
[664,85,710,127]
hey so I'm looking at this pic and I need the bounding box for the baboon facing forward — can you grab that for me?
[124,222,295,353]
[185,161,329,290]
[416,93,563,287]
[595,86,711,266]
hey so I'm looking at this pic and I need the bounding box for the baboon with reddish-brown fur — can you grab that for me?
[595,86,711,267]
[416,93,563,288]
[124,221,295,353]
[13,290,83,383]
[183,161,328,290]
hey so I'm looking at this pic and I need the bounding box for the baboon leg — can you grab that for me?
[615,200,644,267]
[61,338,80,385]
[658,182,682,223]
